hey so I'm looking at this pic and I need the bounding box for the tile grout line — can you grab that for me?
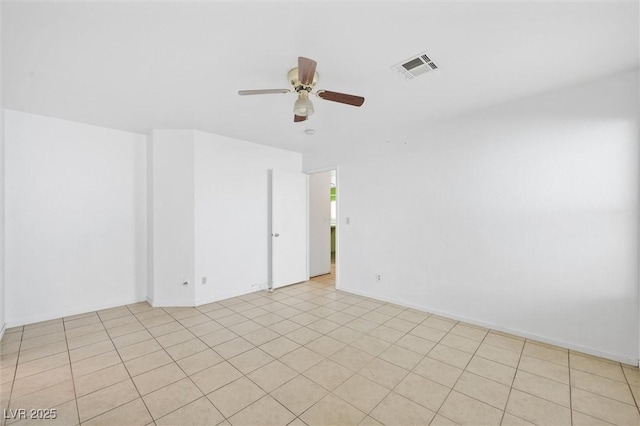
[266,290,360,424]
[124,304,184,425]
[353,314,438,424]
[266,280,345,424]
[129,304,232,425]
[198,287,329,425]
[66,305,198,422]
[432,324,491,425]
[621,365,640,416]
[328,308,454,423]
[532,351,640,425]
[565,354,638,424]
[61,315,82,426]
[76,306,155,425]
[0,289,320,425]
[0,311,593,424]
[4,275,640,426]
[497,335,524,425]
[397,323,633,421]
[235,283,341,422]
[3,327,24,426]
[570,382,640,425]
[160,309,240,425]
[568,347,573,425]
[280,296,509,425]
[147,297,298,425]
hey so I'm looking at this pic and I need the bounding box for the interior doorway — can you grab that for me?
[269,169,308,290]
[308,168,337,287]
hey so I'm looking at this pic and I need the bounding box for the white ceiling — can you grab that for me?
[3,1,639,154]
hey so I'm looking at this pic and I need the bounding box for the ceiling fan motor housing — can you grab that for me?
[288,68,318,93]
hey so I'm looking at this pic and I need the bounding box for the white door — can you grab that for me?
[309,172,332,277]
[270,169,308,289]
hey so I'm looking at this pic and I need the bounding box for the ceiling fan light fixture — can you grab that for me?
[238,56,365,122]
[294,92,314,117]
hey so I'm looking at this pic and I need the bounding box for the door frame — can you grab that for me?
[305,165,340,289]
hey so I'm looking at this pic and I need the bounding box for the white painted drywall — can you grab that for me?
[193,131,301,303]
[151,130,196,306]
[303,69,640,364]
[150,129,301,306]
[0,2,5,337]
[5,111,147,326]
[146,137,154,304]
[309,172,331,277]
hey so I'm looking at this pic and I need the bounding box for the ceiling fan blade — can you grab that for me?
[238,89,290,95]
[294,114,307,122]
[298,57,317,86]
[317,90,365,107]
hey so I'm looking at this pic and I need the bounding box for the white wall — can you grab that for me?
[193,131,301,303]
[151,130,196,306]
[5,111,148,326]
[304,69,640,364]
[150,130,301,306]
[309,171,331,277]
[0,2,5,337]
[146,137,154,304]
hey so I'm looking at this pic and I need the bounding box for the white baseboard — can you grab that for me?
[0,323,5,342]
[150,299,196,308]
[340,285,639,367]
[151,287,265,308]
[6,297,145,328]
[195,286,262,306]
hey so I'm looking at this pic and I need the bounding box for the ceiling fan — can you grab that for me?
[238,57,365,123]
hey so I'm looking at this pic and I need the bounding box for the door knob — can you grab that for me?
[272,233,280,237]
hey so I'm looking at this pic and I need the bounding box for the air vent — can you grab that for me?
[392,50,438,80]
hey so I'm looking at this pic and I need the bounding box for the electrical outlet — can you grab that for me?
[375,273,383,282]
[202,277,207,285]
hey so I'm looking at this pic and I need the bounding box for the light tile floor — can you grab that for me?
[1,270,640,426]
